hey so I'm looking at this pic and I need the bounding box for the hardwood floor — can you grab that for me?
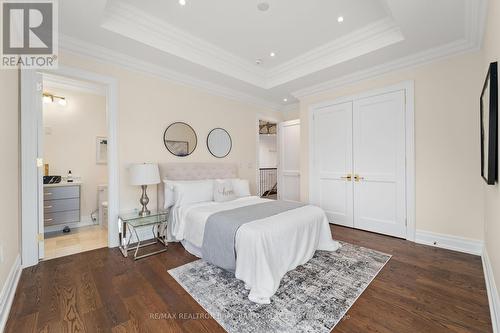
[5,226,492,333]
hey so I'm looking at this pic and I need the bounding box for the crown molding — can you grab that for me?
[59,35,281,111]
[292,0,487,99]
[102,0,266,87]
[101,0,404,89]
[43,73,106,96]
[266,18,404,88]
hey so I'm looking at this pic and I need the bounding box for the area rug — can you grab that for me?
[168,241,391,333]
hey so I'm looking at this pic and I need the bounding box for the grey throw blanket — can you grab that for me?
[201,200,306,272]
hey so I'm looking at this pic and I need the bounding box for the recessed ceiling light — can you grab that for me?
[179,0,186,6]
[270,52,276,57]
[283,98,288,102]
[337,16,344,23]
[257,2,270,11]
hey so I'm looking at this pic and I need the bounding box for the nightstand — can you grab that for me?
[118,210,168,260]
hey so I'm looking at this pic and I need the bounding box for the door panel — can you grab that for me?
[353,90,406,238]
[278,120,300,201]
[312,102,353,227]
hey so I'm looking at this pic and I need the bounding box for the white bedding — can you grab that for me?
[169,196,341,304]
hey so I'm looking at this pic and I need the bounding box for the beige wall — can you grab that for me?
[58,52,282,212]
[482,0,500,299]
[0,69,20,292]
[43,87,108,222]
[299,52,485,240]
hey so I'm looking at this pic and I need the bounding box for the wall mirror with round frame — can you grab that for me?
[207,128,232,158]
[163,122,197,157]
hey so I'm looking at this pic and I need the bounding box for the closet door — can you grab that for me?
[312,102,354,227]
[353,90,406,238]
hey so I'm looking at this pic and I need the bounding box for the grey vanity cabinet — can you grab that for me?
[43,185,81,226]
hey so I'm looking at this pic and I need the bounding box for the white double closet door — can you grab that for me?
[312,90,407,238]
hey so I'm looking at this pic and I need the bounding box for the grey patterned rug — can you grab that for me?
[168,241,390,333]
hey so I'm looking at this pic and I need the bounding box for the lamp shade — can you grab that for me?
[129,163,160,186]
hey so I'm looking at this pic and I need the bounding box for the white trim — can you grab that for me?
[59,35,281,112]
[55,0,487,111]
[266,18,404,88]
[0,255,22,333]
[308,81,416,240]
[102,1,405,89]
[415,230,483,256]
[43,73,106,96]
[292,0,487,98]
[102,0,265,87]
[483,248,500,333]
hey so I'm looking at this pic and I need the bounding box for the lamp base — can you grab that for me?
[139,185,151,216]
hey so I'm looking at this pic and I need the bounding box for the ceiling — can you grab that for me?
[58,0,486,110]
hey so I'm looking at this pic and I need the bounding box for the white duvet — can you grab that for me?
[168,196,341,304]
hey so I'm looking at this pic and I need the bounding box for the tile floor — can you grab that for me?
[43,225,108,260]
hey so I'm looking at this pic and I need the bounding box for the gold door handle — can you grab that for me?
[341,174,352,181]
[354,174,365,182]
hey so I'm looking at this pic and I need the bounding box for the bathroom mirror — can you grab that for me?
[207,128,232,158]
[163,122,197,157]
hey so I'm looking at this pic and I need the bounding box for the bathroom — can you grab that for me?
[42,74,109,260]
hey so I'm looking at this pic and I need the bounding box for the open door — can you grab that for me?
[36,73,44,259]
[20,70,44,266]
[277,119,300,201]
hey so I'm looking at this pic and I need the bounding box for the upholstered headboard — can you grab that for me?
[156,163,238,209]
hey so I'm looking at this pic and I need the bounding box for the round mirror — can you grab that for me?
[207,128,232,158]
[163,122,197,157]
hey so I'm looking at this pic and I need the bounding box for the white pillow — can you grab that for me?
[231,179,251,197]
[214,180,237,202]
[173,180,214,206]
[163,179,213,208]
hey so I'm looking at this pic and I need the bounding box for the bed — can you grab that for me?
[158,163,341,304]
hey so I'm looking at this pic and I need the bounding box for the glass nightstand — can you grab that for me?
[118,209,168,260]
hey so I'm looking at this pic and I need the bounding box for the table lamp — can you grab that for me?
[129,163,160,216]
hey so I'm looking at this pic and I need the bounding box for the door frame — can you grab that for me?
[308,80,415,241]
[20,65,119,267]
[277,119,300,201]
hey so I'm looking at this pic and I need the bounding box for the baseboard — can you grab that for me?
[415,230,483,255]
[0,255,22,332]
[483,248,500,333]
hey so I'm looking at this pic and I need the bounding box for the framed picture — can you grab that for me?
[96,136,108,165]
[480,62,498,185]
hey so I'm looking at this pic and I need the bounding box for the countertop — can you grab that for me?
[44,180,82,188]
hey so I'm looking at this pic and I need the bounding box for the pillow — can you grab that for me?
[214,180,237,202]
[163,180,176,208]
[173,180,214,206]
[231,179,251,197]
[163,179,213,208]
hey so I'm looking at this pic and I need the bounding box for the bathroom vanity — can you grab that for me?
[43,181,81,230]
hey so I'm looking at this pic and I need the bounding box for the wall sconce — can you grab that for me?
[43,93,67,106]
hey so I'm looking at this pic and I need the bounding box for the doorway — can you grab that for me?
[41,74,109,260]
[258,120,278,199]
[20,66,119,267]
